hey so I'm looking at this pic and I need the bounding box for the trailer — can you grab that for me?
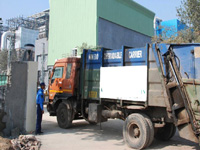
[47,43,200,149]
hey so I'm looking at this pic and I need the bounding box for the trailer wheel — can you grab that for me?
[140,114,154,148]
[56,101,72,129]
[123,113,150,149]
[155,123,176,141]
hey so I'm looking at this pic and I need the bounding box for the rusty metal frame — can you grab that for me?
[155,44,200,142]
[169,50,200,133]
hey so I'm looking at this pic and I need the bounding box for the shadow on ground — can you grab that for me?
[38,112,199,150]
[42,118,124,146]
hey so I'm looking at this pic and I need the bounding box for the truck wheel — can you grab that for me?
[154,123,176,141]
[56,101,72,129]
[140,113,154,148]
[169,124,176,139]
[123,113,150,149]
[88,121,97,125]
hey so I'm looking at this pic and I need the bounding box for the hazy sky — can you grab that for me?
[0,0,49,23]
[0,0,182,24]
[134,0,182,20]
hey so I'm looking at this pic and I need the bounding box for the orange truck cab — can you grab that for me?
[47,57,80,116]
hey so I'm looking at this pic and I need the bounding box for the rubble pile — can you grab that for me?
[0,136,12,150]
[11,135,41,150]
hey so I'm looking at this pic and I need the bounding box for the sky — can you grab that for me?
[0,0,49,24]
[134,0,182,21]
[0,0,182,24]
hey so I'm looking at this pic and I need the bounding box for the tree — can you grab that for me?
[77,42,101,54]
[0,50,17,72]
[152,27,200,43]
[177,0,200,31]
[152,0,200,43]
[0,51,8,72]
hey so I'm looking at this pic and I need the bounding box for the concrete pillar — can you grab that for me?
[3,61,38,136]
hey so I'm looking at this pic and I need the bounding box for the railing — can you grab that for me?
[0,73,9,110]
[0,73,8,86]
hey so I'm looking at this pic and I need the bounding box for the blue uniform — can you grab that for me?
[36,89,44,111]
[36,88,44,133]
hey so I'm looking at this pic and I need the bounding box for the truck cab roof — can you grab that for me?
[55,57,81,64]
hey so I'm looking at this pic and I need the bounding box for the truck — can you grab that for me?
[47,43,200,149]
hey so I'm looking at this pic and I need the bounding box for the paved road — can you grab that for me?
[36,111,199,150]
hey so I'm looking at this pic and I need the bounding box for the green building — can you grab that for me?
[48,0,155,66]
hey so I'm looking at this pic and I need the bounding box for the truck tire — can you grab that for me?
[140,113,154,148]
[154,123,176,141]
[88,121,97,125]
[56,101,72,129]
[123,113,150,150]
[169,124,176,139]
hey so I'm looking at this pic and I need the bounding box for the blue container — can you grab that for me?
[84,45,149,69]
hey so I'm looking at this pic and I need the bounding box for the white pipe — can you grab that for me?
[1,31,14,50]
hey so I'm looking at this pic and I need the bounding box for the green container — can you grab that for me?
[83,69,100,100]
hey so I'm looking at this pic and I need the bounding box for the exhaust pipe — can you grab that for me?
[1,31,14,50]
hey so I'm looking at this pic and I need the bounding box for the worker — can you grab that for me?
[35,82,45,135]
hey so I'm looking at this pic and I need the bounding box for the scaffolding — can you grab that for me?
[0,10,49,84]
[6,16,41,31]
[5,9,49,36]
[0,18,8,33]
[30,9,49,39]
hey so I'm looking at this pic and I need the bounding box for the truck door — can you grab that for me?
[62,63,73,95]
[51,67,64,84]
[49,66,64,100]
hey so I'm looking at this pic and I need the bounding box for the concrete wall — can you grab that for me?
[35,38,49,85]
[98,18,151,49]
[3,62,38,136]
[25,62,38,132]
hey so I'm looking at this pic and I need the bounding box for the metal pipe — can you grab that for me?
[102,110,122,119]
[41,43,45,82]
[1,31,14,50]
[1,31,14,80]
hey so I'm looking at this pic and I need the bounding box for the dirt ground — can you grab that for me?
[35,110,200,150]
[0,136,12,150]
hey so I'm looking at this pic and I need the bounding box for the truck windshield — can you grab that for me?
[52,67,64,80]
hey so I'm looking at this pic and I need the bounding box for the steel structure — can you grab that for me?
[6,16,39,31]
[5,9,49,34]
[29,9,49,39]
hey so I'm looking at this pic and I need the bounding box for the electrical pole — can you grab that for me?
[41,43,45,83]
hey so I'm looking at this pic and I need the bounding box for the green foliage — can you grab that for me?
[152,0,200,44]
[0,51,8,71]
[77,42,101,54]
[177,0,200,31]
[0,50,18,72]
[152,28,200,44]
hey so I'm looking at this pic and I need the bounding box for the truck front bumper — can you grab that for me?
[47,102,56,116]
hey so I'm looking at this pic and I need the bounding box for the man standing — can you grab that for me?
[36,82,45,135]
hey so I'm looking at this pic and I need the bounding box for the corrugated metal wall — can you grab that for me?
[48,0,97,65]
[98,18,152,49]
[48,0,155,66]
[15,27,39,49]
[97,0,155,37]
